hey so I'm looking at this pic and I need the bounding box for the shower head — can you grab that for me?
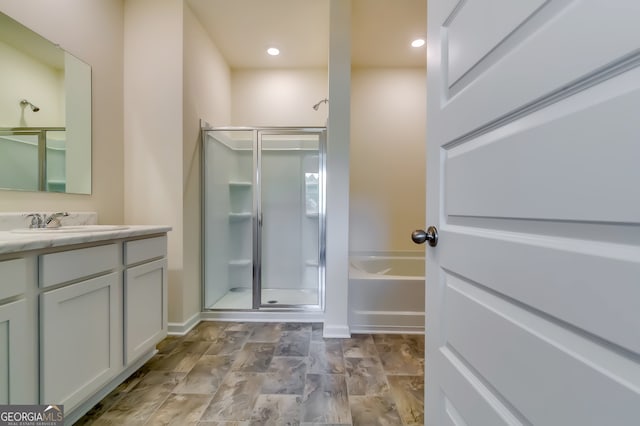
[312,98,328,111]
[20,99,40,112]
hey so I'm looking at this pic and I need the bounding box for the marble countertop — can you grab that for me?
[0,225,171,255]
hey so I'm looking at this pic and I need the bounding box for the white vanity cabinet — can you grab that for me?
[39,244,122,411]
[123,236,168,364]
[0,226,169,423]
[0,299,28,403]
[0,258,37,404]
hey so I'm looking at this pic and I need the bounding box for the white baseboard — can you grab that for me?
[349,324,424,334]
[200,310,324,323]
[168,311,424,337]
[349,310,424,335]
[323,324,351,338]
[167,311,201,336]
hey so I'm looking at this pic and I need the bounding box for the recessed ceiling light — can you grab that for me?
[267,47,280,56]
[411,39,425,48]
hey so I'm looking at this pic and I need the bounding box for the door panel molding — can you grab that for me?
[434,1,640,143]
[444,50,640,150]
[445,70,640,223]
[445,0,548,89]
[444,274,640,425]
[440,346,526,426]
[441,226,640,354]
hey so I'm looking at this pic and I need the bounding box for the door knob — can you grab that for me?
[412,226,438,247]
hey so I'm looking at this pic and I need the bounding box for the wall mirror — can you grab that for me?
[0,11,91,194]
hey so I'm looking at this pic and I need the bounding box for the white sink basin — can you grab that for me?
[11,225,129,234]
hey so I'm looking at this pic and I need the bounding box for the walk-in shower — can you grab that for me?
[202,127,326,311]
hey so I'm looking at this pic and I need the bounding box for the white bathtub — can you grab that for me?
[349,252,425,334]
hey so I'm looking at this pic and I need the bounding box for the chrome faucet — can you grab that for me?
[44,212,69,228]
[25,212,69,228]
[26,213,45,229]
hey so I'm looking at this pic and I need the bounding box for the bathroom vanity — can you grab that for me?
[0,219,170,424]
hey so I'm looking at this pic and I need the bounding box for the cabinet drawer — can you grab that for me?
[39,244,118,288]
[0,258,27,300]
[124,236,167,266]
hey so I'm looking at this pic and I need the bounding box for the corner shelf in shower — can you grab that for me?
[47,179,66,192]
[228,181,252,187]
[229,259,251,266]
[229,212,252,221]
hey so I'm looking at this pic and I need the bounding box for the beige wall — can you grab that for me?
[124,0,185,322]
[0,40,64,128]
[231,69,327,126]
[350,67,426,253]
[0,0,124,223]
[124,0,234,326]
[183,3,232,320]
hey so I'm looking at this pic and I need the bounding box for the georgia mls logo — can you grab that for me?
[0,404,64,426]
[44,405,63,416]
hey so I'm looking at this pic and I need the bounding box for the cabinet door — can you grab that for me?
[0,299,29,404]
[124,258,167,364]
[40,272,122,410]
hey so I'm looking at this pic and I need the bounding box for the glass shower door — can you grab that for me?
[257,130,325,308]
[203,130,255,310]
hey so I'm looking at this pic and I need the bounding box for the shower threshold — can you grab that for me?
[208,288,318,310]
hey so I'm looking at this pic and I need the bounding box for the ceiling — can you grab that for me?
[186,0,426,69]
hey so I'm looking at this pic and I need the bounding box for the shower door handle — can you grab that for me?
[412,226,438,247]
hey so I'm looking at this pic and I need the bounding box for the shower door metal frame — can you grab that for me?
[254,128,326,311]
[1,126,66,191]
[201,126,326,312]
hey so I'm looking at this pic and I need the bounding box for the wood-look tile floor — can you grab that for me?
[75,322,424,426]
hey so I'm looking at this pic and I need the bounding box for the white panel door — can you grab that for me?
[425,1,640,425]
